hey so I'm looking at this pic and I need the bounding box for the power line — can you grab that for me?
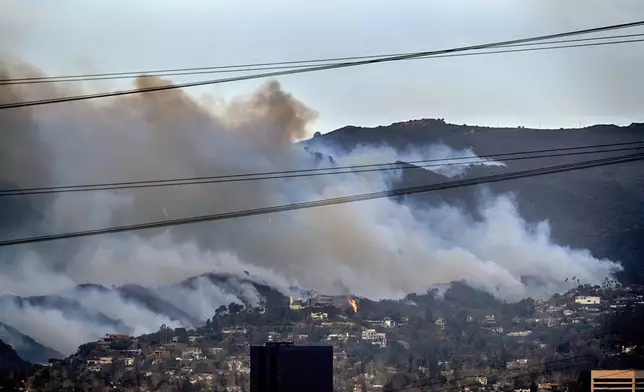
[1,142,642,197]
[1,39,642,106]
[1,152,642,247]
[3,33,644,85]
[1,20,643,110]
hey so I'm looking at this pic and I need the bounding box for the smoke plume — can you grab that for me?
[0,62,620,356]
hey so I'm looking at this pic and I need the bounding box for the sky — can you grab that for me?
[2,0,644,134]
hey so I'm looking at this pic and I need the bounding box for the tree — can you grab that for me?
[228,302,244,314]
[175,327,189,343]
[214,305,228,318]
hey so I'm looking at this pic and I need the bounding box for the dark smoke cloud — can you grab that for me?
[0,62,620,355]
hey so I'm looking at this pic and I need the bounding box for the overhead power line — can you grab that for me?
[1,20,643,109]
[1,152,642,247]
[2,33,644,85]
[1,141,642,197]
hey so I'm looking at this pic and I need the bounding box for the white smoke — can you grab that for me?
[0,64,621,357]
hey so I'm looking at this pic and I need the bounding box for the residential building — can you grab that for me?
[361,329,388,348]
[222,326,248,335]
[98,357,113,365]
[576,296,601,305]
[309,295,334,307]
[311,312,329,321]
[506,359,529,369]
[289,296,306,311]
[507,331,532,337]
[383,318,396,328]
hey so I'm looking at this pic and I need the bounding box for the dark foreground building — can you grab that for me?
[250,342,333,392]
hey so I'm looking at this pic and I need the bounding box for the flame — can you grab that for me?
[348,298,358,313]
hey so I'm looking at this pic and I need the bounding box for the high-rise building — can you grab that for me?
[591,369,644,392]
[250,342,333,392]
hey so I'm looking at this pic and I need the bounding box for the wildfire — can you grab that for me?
[348,298,358,313]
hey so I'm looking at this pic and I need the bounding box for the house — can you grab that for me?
[507,359,529,369]
[191,373,214,384]
[104,333,131,341]
[188,336,198,343]
[151,349,169,359]
[383,318,396,328]
[361,329,387,348]
[309,295,334,307]
[327,333,353,342]
[311,312,329,321]
[575,296,601,305]
[98,357,113,365]
[182,347,202,360]
[507,331,532,337]
[289,296,306,310]
[221,326,247,335]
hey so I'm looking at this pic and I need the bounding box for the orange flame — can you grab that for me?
[348,298,358,313]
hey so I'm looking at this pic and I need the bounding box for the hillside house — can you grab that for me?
[311,312,329,321]
[289,296,306,310]
[575,296,601,305]
[221,326,247,335]
[362,329,388,348]
[506,359,529,369]
[507,331,532,337]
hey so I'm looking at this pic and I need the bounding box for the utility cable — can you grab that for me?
[0,152,642,247]
[2,33,644,85]
[0,142,642,197]
[1,20,643,109]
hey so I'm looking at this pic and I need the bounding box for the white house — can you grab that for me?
[383,318,396,328]
[311,312,328,321]
[575,296,601,305]
[361,329,388,348]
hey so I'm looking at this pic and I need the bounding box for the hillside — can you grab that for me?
[0,323,62,364]
[0,338,31,372]
[0,272,289,359]
[305,120,644,284]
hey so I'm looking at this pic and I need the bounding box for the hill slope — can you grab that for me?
[305,120,644,283]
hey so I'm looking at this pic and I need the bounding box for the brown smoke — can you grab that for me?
[222,80,318,148]
[0,62,319,247]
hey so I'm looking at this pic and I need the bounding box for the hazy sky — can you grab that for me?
[2,0,644,133]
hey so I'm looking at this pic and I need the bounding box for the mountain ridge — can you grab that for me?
[307,119,644,285]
